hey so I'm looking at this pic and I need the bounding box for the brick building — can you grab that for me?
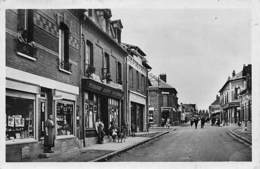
[122,43,152,133]
[148,73,179,127]
[80,9,128,146]
[6,9,82,161]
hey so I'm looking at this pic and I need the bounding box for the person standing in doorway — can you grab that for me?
[44,114,55,153]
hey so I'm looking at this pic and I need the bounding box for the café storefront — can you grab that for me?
[81,78,123,146]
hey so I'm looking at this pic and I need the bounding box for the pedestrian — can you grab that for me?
[166,118,170,128]
[201,116,205,128]
[108,120,116,142]
[216,118,220,127]
[131,122,136,137]
[190,117,194,127]
[194,116,199,129]
[44,114,55,153]
[95,118,105,144]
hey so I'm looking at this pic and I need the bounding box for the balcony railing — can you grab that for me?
[85,64,96,77]
[102,67,112,82]
[59,60,72,73]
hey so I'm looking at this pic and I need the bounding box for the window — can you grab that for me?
[163,95,168,107]
[17,9,35,59]
[6,93,35,142]
[108,98,119,127]
[136,71,139,90]
[117,61,122,84]
[84,92,98,129]
[103,53,110,79]
[129,66,133,89]
[56,100,74,136]
[59,23,71,72]
[85,41,94,76]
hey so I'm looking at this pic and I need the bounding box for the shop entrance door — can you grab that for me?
[131,103,137,132]
[138,105,144,132]
[39,99,47,141]
[161,110,169,126]
[101,96,108,134]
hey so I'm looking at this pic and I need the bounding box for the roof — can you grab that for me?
[219,70,244,92]
[148,73,177,93]
[210,97,220,106]
[121,43,146,57]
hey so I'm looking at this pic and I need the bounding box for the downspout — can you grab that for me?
[124,54,128,132]
[80,16,86,147]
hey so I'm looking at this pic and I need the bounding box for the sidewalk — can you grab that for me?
[29,130,170,162]
[227,123,252,146]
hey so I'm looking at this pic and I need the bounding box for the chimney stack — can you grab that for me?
[232,70,236,77]
[159,74,167,83]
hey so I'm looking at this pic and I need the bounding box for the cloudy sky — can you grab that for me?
[112,8,251,109]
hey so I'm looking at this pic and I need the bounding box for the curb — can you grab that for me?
[227,129,251,147]
[90,130,170,162]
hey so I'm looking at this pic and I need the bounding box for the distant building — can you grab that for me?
[180,104,197,122]
[209,95,221,120]
[148,73,179,126]
[218,64,251,126]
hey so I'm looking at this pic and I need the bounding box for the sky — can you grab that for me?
[112,8,251,110]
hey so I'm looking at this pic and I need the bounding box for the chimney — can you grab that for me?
[159,74,167,82]
[232,70,236,77]
[216,95,219,100]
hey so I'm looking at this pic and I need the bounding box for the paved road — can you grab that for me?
[108,125,252,161]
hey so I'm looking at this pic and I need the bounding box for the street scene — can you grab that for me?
[5,6,252,163]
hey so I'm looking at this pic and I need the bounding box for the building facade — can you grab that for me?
[218,64,252,126]
[209,95,221,120]
[6,9,82,161]
[180,103,197,122]
[122,43,151,133]
[148,74,179,127]
[80,9,128,146]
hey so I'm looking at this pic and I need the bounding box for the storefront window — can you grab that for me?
[85,92,98,129]
[6,95,35,141]
[56,101,74,136]
[108,98,119,126]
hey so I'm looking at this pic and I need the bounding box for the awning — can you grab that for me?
[82,78,124,99]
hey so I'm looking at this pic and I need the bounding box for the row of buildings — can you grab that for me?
[209,64,252,127]
[5,9,154,161]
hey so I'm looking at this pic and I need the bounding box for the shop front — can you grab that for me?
[129,91,146,132]
[82,78,123,146]
[6,68,79,161]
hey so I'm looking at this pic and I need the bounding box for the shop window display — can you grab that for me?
[6,96,34,141]
[56,101,74,136]
[108,98,119,126]
[84,93,98,129]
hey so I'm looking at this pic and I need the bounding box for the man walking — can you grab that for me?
[194,116,199,129]
[201,116,206,128]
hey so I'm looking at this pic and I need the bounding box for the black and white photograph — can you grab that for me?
[1,0,260,169]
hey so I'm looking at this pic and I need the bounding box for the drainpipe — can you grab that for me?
[124,55,128,132]
[80,15,86,147]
